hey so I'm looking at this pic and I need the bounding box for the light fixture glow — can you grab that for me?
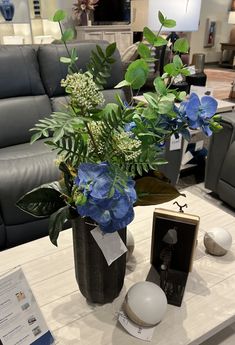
[228,11,235,25]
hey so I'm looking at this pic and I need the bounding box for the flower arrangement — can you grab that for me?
[17,10,222,245]
[73,0,99,25]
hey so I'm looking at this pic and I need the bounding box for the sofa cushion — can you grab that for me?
[0,95,52,148]
[0,46,45,99]
[38,41,124,97]
[0,140,60,226]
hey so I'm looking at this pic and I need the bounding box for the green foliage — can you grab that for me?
[174,37,189,54]
[16,8,222,246]
[49,206,70,246]
[158,10,176,28]
[125,59,149,90]
[137,43,151,59]
[143,27,167,47]
[143,27,157,45]
[154,77,167,95]
[53,9,66,22]
[16,182,66,217]
[61,28,74,42]
[30,110,90,167]
[163,55,190,78]
[135,176,182,206]
[87,43,117,89]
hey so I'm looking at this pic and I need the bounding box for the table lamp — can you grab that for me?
[228,11,235,43]
[131,0,201,32]
[131,0,202,74]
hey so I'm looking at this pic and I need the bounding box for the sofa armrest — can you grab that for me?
[205,111,235,193]
[0,213,6,249]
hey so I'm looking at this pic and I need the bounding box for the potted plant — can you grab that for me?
[17,10,221,304]
[73,0,99,26]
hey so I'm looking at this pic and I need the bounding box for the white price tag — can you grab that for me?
[186,65,196,75]
[174,74,183,83]
[118,311,155,342]
[195,140,204,151]
[181,150,194,166]
[170,134,182,151]
[91,227,127,266]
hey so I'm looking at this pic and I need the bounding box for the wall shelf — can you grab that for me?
[0,0,60,44]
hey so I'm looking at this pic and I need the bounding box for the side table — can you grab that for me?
[219,43,235,68]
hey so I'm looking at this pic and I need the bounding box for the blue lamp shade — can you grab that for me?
[0,0,15,21]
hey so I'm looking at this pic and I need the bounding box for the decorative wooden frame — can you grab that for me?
[151,208,200,273]
[150,208,200,306]
[204,18,216,48]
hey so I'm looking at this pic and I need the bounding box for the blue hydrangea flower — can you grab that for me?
[74,162,136,233]
[183,93,218,136]
[124,121,136,133]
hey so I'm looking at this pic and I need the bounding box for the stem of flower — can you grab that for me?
[84,121,103,160]
[58,21,71,58]
[58,21,79,73]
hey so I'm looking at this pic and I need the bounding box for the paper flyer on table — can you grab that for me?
[0,268,54,345]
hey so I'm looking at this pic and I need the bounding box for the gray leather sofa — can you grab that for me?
[0,41,125,250]
[205,111,235,209]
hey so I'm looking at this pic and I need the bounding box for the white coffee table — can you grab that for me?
[133,95,235,113]
[0,190,234,344]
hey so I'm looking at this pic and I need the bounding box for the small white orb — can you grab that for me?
[204,227,232,256]
[124,281,167,326]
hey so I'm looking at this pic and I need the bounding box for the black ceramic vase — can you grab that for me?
[71,216,127,304]
[0,0,15,21]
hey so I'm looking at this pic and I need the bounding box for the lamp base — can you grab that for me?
[230,26,235,44]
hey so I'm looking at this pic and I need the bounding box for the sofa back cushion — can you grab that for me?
[0,95,52,148]
[0,46,45,98]
[38,41,124,97]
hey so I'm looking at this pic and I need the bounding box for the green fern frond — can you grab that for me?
[87,43,116,89]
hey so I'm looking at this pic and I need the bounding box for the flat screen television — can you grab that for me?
[93,0,130,25]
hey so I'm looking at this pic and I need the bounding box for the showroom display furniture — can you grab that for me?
[0,41,125,250]
[0,191,234,344]
[205,111,235,209]
[75,25,133,54]
[219,42,235,68]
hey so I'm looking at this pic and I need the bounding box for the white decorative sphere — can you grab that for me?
[124,281,167,326]
[204,227,232,256]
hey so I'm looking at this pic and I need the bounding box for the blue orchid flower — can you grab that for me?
[184,93,218,136]
[74,162,136,233]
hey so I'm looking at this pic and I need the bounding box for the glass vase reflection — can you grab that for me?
[0,0,15,21]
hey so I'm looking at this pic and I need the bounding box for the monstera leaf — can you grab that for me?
[135,176,183,206]
[16,182,66,217]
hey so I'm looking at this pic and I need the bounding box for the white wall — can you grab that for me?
[189,0,232,63]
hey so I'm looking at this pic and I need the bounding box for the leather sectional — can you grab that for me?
[0,41,125,249]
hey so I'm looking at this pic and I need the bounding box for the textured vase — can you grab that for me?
[0,0,15,21]
[71,216,127,304]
